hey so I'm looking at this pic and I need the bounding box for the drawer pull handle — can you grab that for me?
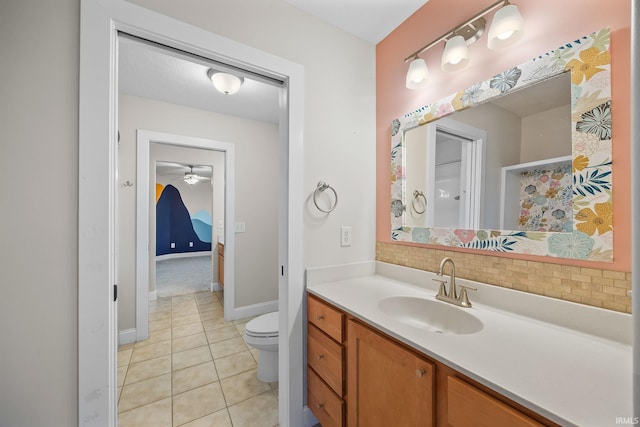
[316,354,325,361]
[316,314,324,321]
[416,369,425,379]
[317,403,324,410]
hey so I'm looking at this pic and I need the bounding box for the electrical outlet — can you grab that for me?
[235,222,246,233]
[189,242,194,247]
[341,226,352,247]
[170,242,175,249]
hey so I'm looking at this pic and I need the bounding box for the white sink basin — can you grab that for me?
[378,296,483,335]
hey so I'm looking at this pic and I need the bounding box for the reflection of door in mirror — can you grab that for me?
[404,118,485,229]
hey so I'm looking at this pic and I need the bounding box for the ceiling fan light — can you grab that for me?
[487,4,524,50]
[184,174,199,185]
[441,35,470,72]
[406,57,429,89]
[208,70,244,95]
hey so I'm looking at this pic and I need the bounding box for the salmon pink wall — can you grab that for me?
[376,0,631,271]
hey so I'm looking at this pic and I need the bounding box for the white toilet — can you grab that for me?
[243,311,279,382]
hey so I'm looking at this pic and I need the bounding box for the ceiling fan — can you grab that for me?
[183,165,210,185]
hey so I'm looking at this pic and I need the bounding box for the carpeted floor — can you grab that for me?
[155,255,212,297]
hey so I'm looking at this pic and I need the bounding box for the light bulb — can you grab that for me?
[497,30,514,40]
[487,4,524,50]
[406,57,429,89]
[441,36,469,72]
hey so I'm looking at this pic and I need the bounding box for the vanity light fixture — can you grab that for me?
[207,69,244,95]
[404,0,524,89]
[406,57,429,89]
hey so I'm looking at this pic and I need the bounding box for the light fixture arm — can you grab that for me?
[403,0,510,62]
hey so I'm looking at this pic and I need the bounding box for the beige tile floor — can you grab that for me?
[117,291,280,427]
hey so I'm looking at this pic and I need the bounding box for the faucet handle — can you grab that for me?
[458,285,476,307]
[432,277,448,297]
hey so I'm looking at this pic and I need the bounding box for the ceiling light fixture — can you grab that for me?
[184,165,204,185]
[404,0,524,89]
[207,69,244,95]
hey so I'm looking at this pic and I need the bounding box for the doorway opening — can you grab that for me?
[403,117,485,230]
[155,161,215,298]
[79,3,306,424]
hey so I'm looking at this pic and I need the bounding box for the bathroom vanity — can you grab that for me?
[306,262,632,427]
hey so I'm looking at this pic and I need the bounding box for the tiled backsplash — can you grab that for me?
[376,242,632,314]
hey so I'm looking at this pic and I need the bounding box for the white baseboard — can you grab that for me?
[118,328,137,346]
[211,281,222,292]
[303,405,319,427]
[149,290,157,301]
[231,299,278,320]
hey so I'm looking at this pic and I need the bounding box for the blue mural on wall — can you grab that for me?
[191,210,213,243]
[156,184,212,256]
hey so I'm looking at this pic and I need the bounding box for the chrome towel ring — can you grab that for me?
[412,190,426,214]
[313,181,338,213]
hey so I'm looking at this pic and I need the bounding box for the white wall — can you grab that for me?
[129,0,377,268]
[0,1,79,425]
[119,95,280,330]
[0,0,376,424]
[520,104,572,163]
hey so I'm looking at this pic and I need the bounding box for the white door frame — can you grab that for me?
[135,130,236,342]
[79,1,305,425]
[425,117,486,229]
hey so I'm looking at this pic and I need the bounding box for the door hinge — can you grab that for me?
[114,284,118,302]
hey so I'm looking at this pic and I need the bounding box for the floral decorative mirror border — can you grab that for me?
[391,28,613,261]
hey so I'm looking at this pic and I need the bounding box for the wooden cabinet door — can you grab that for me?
[347,320,435,427]
[447,376,544,427]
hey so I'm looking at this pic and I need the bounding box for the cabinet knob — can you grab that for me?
[416,369,426,379]
[317,403,324,410]
[316,354,325,361]
[316,314,324,321]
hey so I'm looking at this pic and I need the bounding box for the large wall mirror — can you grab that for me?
[391,28,613,261]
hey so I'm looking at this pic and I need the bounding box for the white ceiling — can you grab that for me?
[281,0,427,44]
[118,36,282,124]
[118,2,428,124]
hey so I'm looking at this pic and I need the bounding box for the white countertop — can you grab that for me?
[306,262,633,427]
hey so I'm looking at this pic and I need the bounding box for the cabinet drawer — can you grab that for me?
[308,295,343,342]
[308,366,344,427]
[447,376,544,427]
[308,323,343,395]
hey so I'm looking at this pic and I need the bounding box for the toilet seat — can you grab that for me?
[244,311,279,338]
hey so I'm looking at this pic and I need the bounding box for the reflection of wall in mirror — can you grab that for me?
[454,103,520,229]
[500,155,573,231]
[404,125,429,228]
[520,104,572,163]
[433,138,463,229]
[451,101,571,229]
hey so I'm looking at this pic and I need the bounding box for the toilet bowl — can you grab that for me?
[243,311,279,382]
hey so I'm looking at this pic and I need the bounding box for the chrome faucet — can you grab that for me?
[432,257,476,308]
